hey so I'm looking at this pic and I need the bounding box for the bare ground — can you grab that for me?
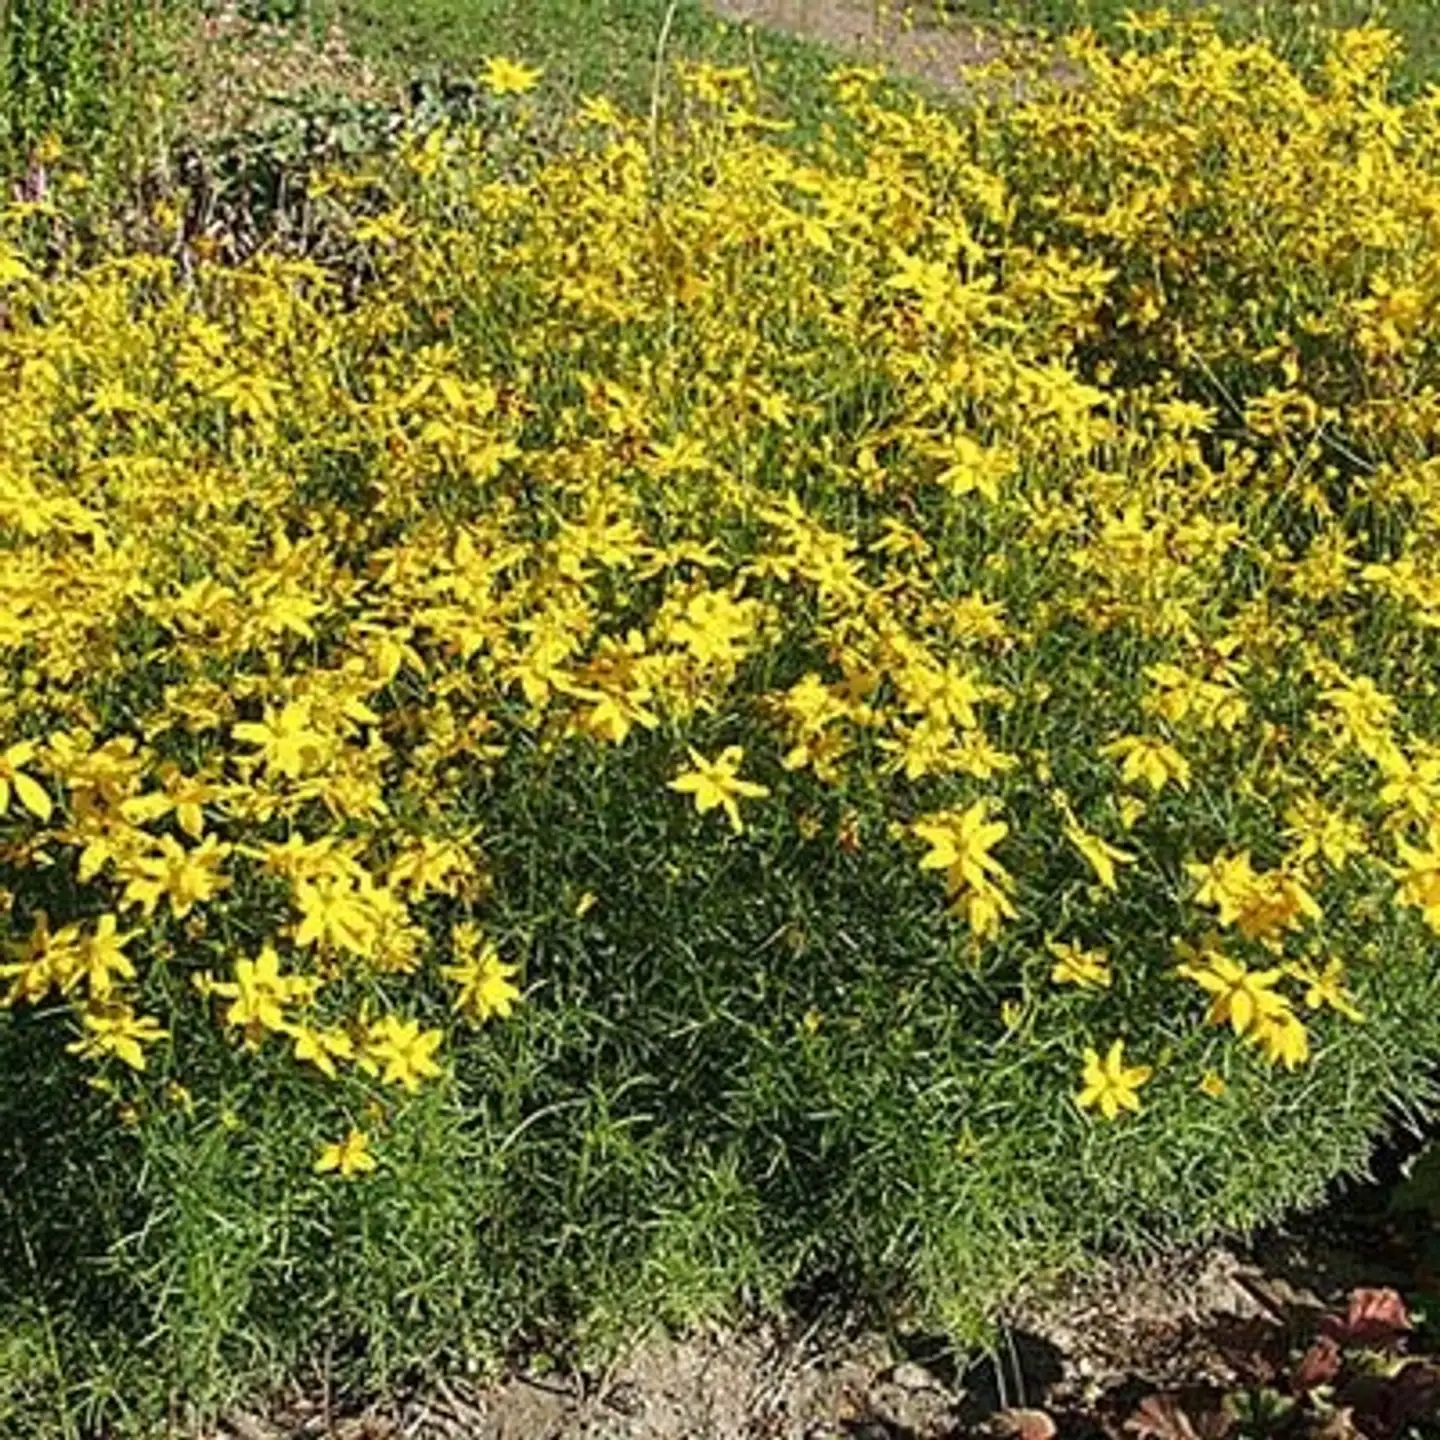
[703,0,1083,97]
[202,1195,1439,1440]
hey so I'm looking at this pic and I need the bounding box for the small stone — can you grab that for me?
[994,1406,1058,1440]
[602,1380,646,1417]
[890,1360,945,1392]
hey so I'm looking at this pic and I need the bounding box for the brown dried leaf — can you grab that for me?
[1308,1407,1363,1440]
[1319,1288,1413,1351]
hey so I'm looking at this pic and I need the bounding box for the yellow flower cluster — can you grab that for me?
[1,21,1435,1152]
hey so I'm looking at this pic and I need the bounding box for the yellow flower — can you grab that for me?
[912,799,1017,939]
[1046,939,1112,990]
[119,763,224,841]
[0,241,33,286]
[1178,948,1287,1037]
[665,588,760,668]
[0,740,52,821]
[1393,827,1440,933]
[1322,674,1398,763]
[1250,1006,1310,1070]
[362,1016,444,1092]
[78,914,138,1000]
[668,745,770,834]
[285,1023,355,1079]
[1232,869,1323,947]
[440,927,522,1025]
[1285,957,1364,1023]
[1050,792,1134,892]
[480,55,543,96]
[1199,1070,1227,1098]
[1118,795,1148,830]
[315,1128,377,1179]
[118,834,231,918]
[386,834,480,901]
[66,1002,169,1072]
[1185,850,1259,926]
[209,945,317,1036]
[1100,734,1191,794]
[0,909,82,1005]
[913,799,1010,892]
[1282,795,1369,870]
[1063,816,1135,892]
[1076,1040,1152,1120]
[232,701,330,781]
[577,94,623,128]
[292,873,381,957]
[952,879,1017,942]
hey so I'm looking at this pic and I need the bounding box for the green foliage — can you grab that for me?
[0,0,179,180]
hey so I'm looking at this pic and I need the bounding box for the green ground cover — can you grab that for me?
[2,4,1440,1439]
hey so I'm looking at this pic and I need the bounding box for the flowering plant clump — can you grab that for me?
[4,17,1440,1404]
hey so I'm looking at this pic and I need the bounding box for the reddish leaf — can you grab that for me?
[1389,1360,1440,1422]
[1292,1334,1344,1394]
[1126,1393,1198,1440]
[995,1406,1058,1440]
[1125,1388,1233,1440]
[1319,1288,1413,1350]
[1210,1315,1289,1383]
[1335,1361,1439,1440]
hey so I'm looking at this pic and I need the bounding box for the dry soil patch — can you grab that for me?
[704,0,1079,97]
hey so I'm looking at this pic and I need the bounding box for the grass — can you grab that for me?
[320,0,899,140]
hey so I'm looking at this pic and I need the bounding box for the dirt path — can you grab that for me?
[704,0,1076,97]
